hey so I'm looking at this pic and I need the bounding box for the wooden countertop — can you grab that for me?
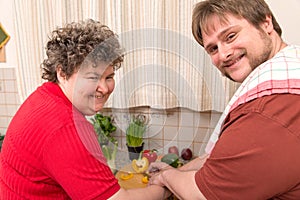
[115,155,182,199]
[115,164,147,189]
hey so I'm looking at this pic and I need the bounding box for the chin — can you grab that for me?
[95,106,104,112]
[85,112,96,116]
[227,70,248,83]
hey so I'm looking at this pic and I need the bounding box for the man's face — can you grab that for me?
[61,62,116,116]
[202,14,273,83]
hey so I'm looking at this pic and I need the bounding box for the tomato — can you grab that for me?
[142,149,158,163]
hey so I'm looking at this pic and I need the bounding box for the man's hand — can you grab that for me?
[148,161,171,175]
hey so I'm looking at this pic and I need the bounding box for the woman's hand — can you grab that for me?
[148,170,164,187]
[147,162,169,187]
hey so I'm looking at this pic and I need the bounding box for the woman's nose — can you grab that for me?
[96,80,109,94]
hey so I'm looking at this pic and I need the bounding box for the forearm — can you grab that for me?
[160,169,206,200]
[179,153,209,171]
[108,185,169,200]
[129,185,169,200]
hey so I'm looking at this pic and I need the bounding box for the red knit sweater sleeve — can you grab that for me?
[42,122,120,200]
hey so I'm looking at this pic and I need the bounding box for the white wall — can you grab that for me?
[266,0,300,45]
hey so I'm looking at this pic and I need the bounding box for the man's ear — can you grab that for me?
[56,65,66,83]
[263,15,274,34]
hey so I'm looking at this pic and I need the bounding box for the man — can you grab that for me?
[149,0,300,199]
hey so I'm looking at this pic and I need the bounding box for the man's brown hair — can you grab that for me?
[192,0,282,46]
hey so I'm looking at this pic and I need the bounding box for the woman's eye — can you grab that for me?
[106,76,114,80]
[88,77,98,80]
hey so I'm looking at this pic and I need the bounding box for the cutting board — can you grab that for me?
[115,163,179,200]
[115,164,147,189]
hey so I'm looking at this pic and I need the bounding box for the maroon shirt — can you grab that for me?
[195,94,300,199]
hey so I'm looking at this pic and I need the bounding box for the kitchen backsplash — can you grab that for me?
[0,67,20,135]
[0,67,222,156]
[99,107,221,156]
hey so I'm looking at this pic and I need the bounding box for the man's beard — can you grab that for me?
[224,30,273,82]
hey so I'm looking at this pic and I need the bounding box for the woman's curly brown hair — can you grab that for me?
[41,19,124,82]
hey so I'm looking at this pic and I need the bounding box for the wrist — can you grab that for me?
[161,168,173,185]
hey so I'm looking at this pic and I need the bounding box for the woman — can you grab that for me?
[0,19,168,200]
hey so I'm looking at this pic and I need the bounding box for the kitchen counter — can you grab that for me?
[114,152,179,200]
[115,164,147,189]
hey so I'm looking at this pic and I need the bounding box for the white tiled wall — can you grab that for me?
[101,108,221,156]
[0,67,20,135]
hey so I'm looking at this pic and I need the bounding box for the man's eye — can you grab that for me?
[208,46,218,54]
[226,33,236,42]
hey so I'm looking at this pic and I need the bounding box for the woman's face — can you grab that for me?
[59,62,116,116]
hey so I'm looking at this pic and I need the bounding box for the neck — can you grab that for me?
[270,32,287,58]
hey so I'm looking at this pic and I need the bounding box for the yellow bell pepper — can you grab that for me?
[142,175,149,184]
[120,172,133,180]
[131,157,149,173]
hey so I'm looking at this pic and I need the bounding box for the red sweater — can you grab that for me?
[0,82,120,199]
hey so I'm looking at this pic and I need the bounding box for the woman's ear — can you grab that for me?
[56,65,66,84]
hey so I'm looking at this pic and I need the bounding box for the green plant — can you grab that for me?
[101,142,118,174]
[91,114,118,174]
[0,134,5,151]
[0,135,4,141]
[91,113,117,144]
[126,114,147,147]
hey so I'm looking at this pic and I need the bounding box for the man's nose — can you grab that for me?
[218,44,233,61]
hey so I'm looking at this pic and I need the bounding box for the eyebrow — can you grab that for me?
[204,25,239,51]
[84,71,99,76]
[107,72,115,77]
[84,71,115,78]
